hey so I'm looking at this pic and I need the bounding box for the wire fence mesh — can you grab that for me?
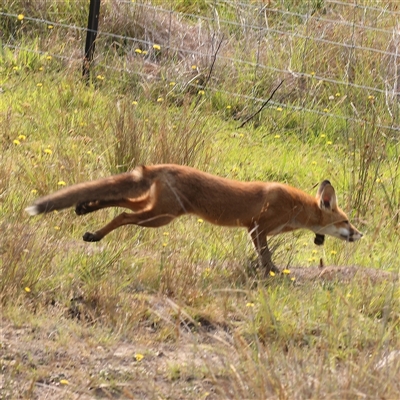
[1,0,400,132]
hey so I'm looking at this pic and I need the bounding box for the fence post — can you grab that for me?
[83,0,101,82]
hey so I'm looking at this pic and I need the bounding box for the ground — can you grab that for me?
[1,265,396,400]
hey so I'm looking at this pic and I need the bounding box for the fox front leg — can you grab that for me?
[249,226,280,275]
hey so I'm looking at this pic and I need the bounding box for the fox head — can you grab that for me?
[315,180,363,243]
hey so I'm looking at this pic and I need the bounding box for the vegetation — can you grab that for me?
[1,1,399,399]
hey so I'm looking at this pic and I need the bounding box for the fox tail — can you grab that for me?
[25,167,150,215]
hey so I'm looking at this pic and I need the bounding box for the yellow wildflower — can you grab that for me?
[135,353,144,362]
[17,14,24,21]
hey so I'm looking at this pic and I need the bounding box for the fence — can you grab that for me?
[1,0,400,132]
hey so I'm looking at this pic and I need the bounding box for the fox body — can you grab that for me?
[26,164,363,273]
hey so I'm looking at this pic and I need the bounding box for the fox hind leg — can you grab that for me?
[82,209,177,242]
[76,200,103,215]
[76,197,151,215]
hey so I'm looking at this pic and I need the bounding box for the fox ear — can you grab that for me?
[316,180,338,210]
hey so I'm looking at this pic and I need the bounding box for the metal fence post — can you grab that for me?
[83,0,101,82]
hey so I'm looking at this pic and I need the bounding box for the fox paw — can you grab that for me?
[314,234,325,246]
[83,232,101,242]
[75,203,90,215]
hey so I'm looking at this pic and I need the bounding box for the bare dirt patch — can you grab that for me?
[290,265,398,284]
[0,315,226,399]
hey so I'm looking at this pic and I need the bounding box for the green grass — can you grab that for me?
[1,1,400,399]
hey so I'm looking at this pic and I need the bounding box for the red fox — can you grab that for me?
[26,164,362,273]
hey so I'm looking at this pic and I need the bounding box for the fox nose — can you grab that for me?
[349,230,363,241]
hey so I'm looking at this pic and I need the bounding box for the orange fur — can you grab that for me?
[26,164,363,273]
